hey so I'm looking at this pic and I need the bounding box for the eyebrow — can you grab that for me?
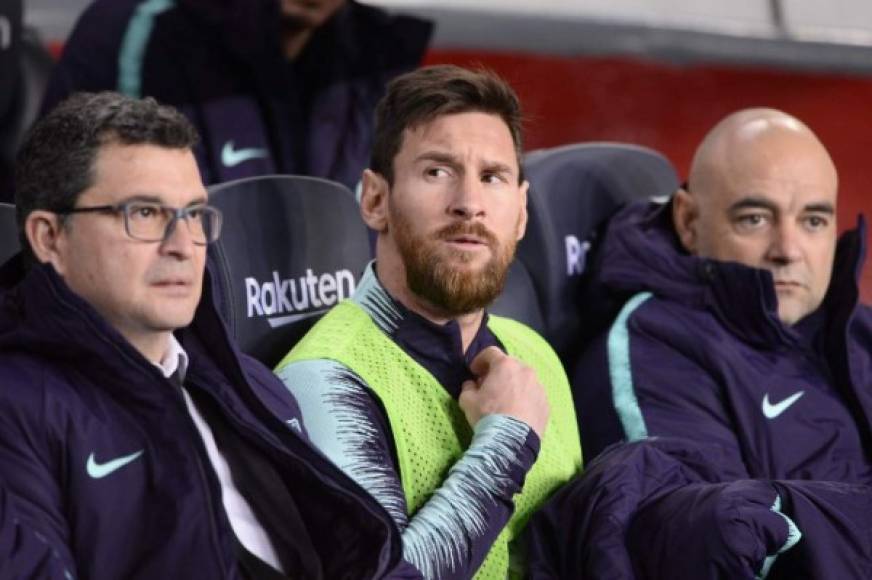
[119,194,208,207]
[728,196,835,215]
[414,151,516,176]
[481,160,516,176]
[802,202,836,215]
[728,197,777,214]
[415,151,458,166]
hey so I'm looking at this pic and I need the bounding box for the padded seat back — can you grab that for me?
[519,142,679,363]
[207,175,371,366]
[490,260,545,334]
[0,202,19,264]
[1,12,54,203]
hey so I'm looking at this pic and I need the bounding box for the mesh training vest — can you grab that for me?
[278,300,582,579]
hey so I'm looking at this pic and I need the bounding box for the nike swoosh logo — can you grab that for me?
[266,308,329,328]
[86,450,144,479]
[221,141,268,168]
[762,391,805,419]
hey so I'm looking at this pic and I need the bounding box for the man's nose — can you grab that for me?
[767,222,803,265]
[159,216,196,258]
[448,174,485,219]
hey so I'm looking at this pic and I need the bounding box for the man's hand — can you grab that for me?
[459,347,550,437]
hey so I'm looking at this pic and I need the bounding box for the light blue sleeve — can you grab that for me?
[275,359,408,525]
[276,360,535,580]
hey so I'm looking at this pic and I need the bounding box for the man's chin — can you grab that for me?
[437,247,493,269]
[776,301,813,326]
[147,305,198,332]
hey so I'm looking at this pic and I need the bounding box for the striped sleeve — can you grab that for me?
[276,359,539,579]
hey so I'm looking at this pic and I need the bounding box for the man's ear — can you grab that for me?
[515,179,529,241]
[25,210,69,275]
[360,169,390,232]
[672,187,699,253]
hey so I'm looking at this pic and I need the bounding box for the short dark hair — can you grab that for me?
[14,91,198,261]
[370,65,524,184]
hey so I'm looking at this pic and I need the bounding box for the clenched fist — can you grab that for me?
[459,347,550,437]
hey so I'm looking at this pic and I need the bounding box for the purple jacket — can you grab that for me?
[0,481,69,578]
[38,0,431,191]
[527,201,872,579]
[0,257,405,579]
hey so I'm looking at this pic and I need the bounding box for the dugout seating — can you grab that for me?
[207,175,371,367]
[518,142,680,367]
[0,203,18,264]
[0,1,54,204]
[490,259,546,335]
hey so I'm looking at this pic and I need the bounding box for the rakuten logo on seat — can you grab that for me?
[245,269,355,327]
[565,235,591,276]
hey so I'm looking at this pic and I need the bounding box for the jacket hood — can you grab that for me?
[595,200,867,348]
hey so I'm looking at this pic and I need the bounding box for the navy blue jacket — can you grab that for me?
[38,0,431,190]
[527,201,872,579]
[0,257,405,579]
[0,480,69,579]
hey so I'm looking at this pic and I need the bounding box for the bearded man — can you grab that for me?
[276,65,582,580]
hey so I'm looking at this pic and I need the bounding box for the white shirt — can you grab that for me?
[158,336,285,573]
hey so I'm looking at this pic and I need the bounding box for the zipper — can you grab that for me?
[208,385,397,578]
[170,386,233,579]
[195,305,399,576]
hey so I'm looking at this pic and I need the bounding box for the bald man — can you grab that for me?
[525,109,872,579]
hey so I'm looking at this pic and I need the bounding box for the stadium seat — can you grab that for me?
[0,2,54,203]
[207,175,371,367]
[0,1,21,125]
[0,203,18,264]
[490,260,546,335]
[519,142,679,365]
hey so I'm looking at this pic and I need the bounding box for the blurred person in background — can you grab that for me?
[38,0,431,189]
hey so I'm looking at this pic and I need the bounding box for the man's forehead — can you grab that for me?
[87,143,207,203]
[399,112,518,167]
[404,112,513,145]
[710,130,838,204]
[713,174,837,217]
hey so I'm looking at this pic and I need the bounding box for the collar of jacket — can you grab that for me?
[0,256,406,576]
[357,262,502,398]
[0,256,251,406]
[597,200,867,350]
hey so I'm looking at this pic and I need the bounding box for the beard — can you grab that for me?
[392,212,517,317]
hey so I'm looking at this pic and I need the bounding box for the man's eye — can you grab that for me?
[130,205,162,220]
[735,213,768,229]
[803,215,829,231]
[425,167,450,178]
[482,173,507,185]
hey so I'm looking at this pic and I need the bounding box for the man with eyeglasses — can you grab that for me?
[0,91,406,579]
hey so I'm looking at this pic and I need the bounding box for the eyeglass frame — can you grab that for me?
[54,199,223,245]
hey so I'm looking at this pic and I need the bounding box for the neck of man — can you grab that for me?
[281,26,314,61]
[375,255,486,354]
[123,330,173,366]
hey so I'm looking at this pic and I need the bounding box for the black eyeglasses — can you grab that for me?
[56,200,223,245]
